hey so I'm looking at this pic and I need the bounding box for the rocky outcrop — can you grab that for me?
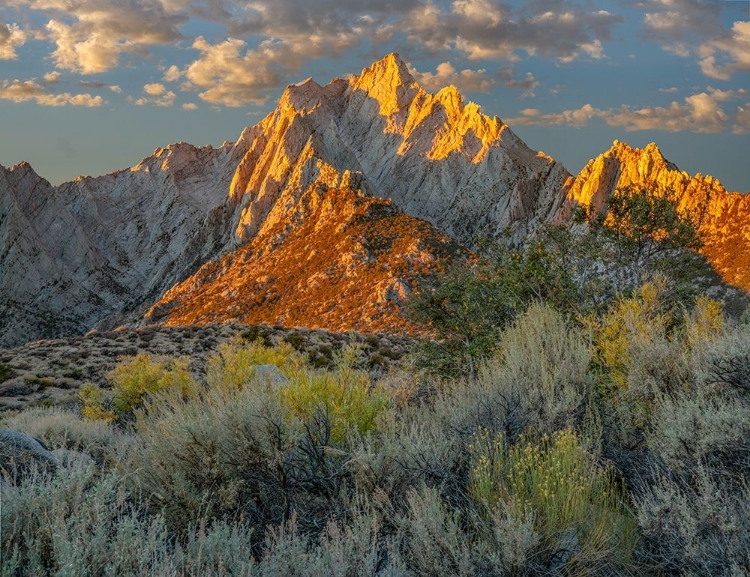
[146,179,465,334]
[0,140,251,346]
[565,141,750,291]
[227,54,570,247]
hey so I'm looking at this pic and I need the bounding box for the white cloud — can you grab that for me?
[698,21,750,80]
[178,37,283,107]
[182,102,197,110]
[144,83,166,96]
[507,91,730,133]
[109,84,121,93]
[163,64,181,82]
[707,86,748,101]
[0,78,103,106]
[8,0,185,74]
[43,70,61,83]
[408,62,495,94]
[659,87,678,93]
[0,20,27,60]
[128,83,176,106]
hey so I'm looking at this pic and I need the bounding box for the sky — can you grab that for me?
[0,0,749,192]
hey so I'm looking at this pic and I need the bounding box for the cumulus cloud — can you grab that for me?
[507,91,730,133]
[163,64,181,82]
[109,85,121,93]
[637,0,724,47]
[698,21,750,80]
[176,37,284,106]
[43,70,61,83]
[659,86,678,93]
[636,1,750,80]
[128,82,176,106]
[0,78,103,106]
[402,0,622,63]
[182,102,197,110]
[408,61,495,93]
[8,0,185,74]
[0,19,27,59]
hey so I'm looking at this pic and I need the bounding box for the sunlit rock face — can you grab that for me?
[227,53,571,247]
[565,140,750,290]
[0,53,572,346]
[4,54,747,347]
[146,182,465,334]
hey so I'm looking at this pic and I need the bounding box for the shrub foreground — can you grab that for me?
[1,291,749,576]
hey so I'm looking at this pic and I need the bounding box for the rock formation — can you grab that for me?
[0,53,569,346]
[566,140,750,291]
[1,55,747,347]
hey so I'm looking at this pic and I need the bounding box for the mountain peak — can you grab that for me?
[349,53,418,118]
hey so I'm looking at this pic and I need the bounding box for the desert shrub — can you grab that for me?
[0,361,16,383]
[591,278,680,392]
[636,467,750,576]
[408,237,577,378]
[280,346,387,443]
[130,363,362,539]
[108,354,197,414]
[396,486,473,577]
[130,381,295,536]
[79,382,116,422]
[1,465,173,576]
[469,428,637,571]
[478,302,593,436]
[700,323,750,396]
[0,407,132,467]
[206,336,303,390]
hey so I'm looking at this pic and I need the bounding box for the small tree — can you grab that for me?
[601,186,703,274]
[408,239,577,378]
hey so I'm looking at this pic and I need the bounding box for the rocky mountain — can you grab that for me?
[146,182,465,334]
[1,53,570,347]
[0,141,249,347]
[566,140,750,291]
[2,54,748,347]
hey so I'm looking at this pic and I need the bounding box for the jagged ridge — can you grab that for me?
[566,140,750,290]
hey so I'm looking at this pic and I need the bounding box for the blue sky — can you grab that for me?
[0,0,749,191]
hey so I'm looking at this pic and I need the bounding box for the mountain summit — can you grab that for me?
[0,55,748,346]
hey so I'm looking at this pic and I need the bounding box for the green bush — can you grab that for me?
[206,336,303,390]
[280,346,387,443]
[469,428,637,569]
[108,354,197,414]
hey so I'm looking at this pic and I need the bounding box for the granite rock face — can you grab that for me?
[3,55,747,347]
[565,140,750,291]
[0,54,571,346]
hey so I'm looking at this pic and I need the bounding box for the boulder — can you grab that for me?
[0,429,58,483]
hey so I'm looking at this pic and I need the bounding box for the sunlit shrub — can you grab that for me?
[78,382,116,422]
[280,346,387,443]
[108,354,197,415]
[469,428,637,567]
[206,336,304,390]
